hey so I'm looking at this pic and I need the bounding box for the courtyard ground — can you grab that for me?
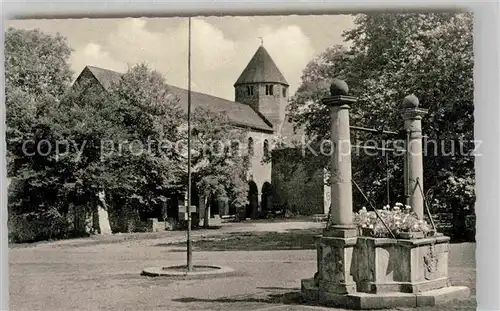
[9,221,476,311]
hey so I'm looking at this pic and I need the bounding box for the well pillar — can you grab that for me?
[401,94,428,219]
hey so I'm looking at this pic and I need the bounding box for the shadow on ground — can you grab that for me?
[172,287,476,311]
[172,290,307,305]
[174,225,222,231]
[159,229,321,251]
[159,227,475,252]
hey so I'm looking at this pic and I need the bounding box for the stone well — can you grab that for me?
[355,235,451,294]
[301,234,469,309]
[300,80,470,309]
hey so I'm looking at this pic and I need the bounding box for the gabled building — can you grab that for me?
[73,44,329,230]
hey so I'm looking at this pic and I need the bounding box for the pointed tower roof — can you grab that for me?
[234,45,288,86]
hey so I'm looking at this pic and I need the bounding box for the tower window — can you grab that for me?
[265,85,274,96]
[282,87,287,98]
[246,85,254,96]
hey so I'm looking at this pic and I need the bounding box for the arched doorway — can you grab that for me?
[261,182,273,216]
[247,181,259,219]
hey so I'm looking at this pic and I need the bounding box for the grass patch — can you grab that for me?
[164,228,323,251]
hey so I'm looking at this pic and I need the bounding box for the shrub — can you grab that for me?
[8,209,71,243]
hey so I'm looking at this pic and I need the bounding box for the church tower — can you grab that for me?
[234,44,289,132]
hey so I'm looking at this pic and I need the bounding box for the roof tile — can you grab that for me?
[234,46,288,86]
[79,66,274,133]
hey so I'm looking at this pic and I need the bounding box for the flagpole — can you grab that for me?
[186,16,193,272]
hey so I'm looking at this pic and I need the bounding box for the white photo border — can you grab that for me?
[1,1,498,311]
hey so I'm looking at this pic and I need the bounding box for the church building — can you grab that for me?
[73,44,329,229]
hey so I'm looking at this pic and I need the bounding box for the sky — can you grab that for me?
[7,15,355,101]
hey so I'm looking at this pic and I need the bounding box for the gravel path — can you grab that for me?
[9,221,475,311]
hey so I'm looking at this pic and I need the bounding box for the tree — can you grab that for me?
[101,64,185,232]
[288,13,474,237]
[5,28,75,241]
[11,79,124,233]
[185,107,249,227]
[6,27,246,240]
[5,27,73,175]
[5,27,73,98]
[6,28,186,239]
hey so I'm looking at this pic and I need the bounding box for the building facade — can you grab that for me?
[73,44,328,231]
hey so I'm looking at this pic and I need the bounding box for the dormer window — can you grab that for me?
[265,85,274,96]
[246,85,254,96]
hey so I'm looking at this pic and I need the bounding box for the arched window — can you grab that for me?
[282,86,287,98]
[248,137,254,156]
[246,85,254,96]
[263,139,270,158]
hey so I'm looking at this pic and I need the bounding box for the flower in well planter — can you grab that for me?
[354,203,433,238]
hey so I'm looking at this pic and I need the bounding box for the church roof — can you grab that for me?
[234,46,289,86]
[86,66,122,90]
[78,66,274,133]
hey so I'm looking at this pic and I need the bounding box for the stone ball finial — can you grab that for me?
[330,78,349,96]
[402,94,419,108]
